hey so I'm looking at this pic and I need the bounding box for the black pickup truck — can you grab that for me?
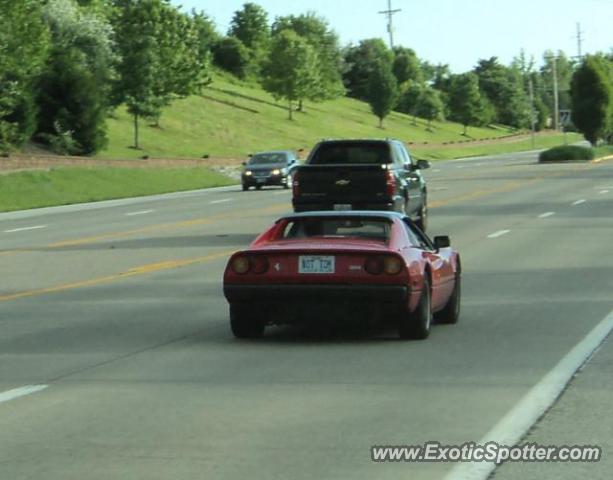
[291,139,430,231]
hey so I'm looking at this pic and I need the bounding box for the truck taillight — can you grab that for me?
[385,169,396,197]
[292,171,300,196]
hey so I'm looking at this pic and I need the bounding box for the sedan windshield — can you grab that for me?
[249,153,288,165]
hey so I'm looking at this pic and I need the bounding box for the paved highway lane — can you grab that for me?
[1,153,612,479]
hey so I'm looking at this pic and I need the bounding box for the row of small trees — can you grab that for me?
[0,0,216,154]
[1,0,611,155]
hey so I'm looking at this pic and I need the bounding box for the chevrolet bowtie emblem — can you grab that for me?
[335,179,350,186]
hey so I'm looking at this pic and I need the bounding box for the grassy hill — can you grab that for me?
[101,70,530,161]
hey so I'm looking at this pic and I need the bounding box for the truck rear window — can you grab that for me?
[309,142,391,165]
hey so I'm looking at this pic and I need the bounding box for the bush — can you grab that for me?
[539,145,594,162]
[212,37,250,78]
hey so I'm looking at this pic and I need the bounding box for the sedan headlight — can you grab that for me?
[244,170,253,176]
[271,169,281,175]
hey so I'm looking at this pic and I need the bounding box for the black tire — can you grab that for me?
[242,184,249,191]
[415,200,428,232]
[435,274,461,324]
[255,185,262,191]
[230,304,265,339]
[398,276,432,340]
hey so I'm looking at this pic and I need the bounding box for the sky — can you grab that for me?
[170,0,612,72]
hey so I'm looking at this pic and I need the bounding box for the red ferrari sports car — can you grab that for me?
[223,211,461,340]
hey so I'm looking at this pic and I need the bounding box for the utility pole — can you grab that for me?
[575,22,584,60]
[529,77,536,148]
[547,54,560,131]
[378,0,401,50]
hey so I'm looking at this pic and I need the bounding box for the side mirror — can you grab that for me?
[433,235,450,250]
[248,154,253,158]
[416,159,430,170]
[241,161,246,166]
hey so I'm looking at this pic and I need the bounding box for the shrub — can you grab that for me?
[212,37,250,78]
[539,145,594,162]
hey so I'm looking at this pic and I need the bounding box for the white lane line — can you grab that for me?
[599,189,609,194]
[0,385,48,404]
[487,229,510,239]
[273,190,290,195]
[209,198,233,204]
[125,209,154,216]
[432,169,442,173]
[444,308,613,480]
[4,225,47,233]
[432,186,449,191]
[538,212,555,218]
[572,199,586,206]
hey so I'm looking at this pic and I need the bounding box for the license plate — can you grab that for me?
[256,178,266,183]
[299,255,335,274]
[333,204,352,211]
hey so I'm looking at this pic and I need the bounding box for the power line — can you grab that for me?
[378,0,402,49]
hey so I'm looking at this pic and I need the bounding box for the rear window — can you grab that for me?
[281,217,391,242]
[309,142,391,165]
[249,153,287,165]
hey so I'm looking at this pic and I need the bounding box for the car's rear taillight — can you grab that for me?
[250,256,269,274]
[385,169,396,197]
[364,257,384,275]
[230,255,269,274]
[292,171,300,196]
[364,255,403,275]
[230,256,250,274]
[383,256,403,275]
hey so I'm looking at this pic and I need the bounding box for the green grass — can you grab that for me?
[594,145,613,159]
[101,70,520,160]
[415,132,583,161]
[0,167,234,212]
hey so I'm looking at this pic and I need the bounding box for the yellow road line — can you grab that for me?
[0,250,234,303]
[1,203,288,254]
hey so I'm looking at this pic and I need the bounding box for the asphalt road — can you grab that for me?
[1,151,612,480]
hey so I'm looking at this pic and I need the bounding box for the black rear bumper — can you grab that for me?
[224,284,408,302]
[292,201,395,213]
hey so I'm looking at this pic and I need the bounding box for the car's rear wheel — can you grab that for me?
[398,276,431,340]
[435,274,461,324]
[230,304,265,338]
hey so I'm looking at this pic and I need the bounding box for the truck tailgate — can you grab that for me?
[296,165,389,203]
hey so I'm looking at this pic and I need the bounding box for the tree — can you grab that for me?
[271,12,344,109]
[343,39,393,101]
[571,55,612,145]
[367,61,398,128]
[392,47,422,85]
[37,0,115,154]
[447,73,488,135]
[112,0,210,148]
[228,2,270,77]
[261,30,321,120]
[415,86,445,130]
[228,2,269,50]
[0,0,50,150]
[396,81,423,124]
[473,57,530,128]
